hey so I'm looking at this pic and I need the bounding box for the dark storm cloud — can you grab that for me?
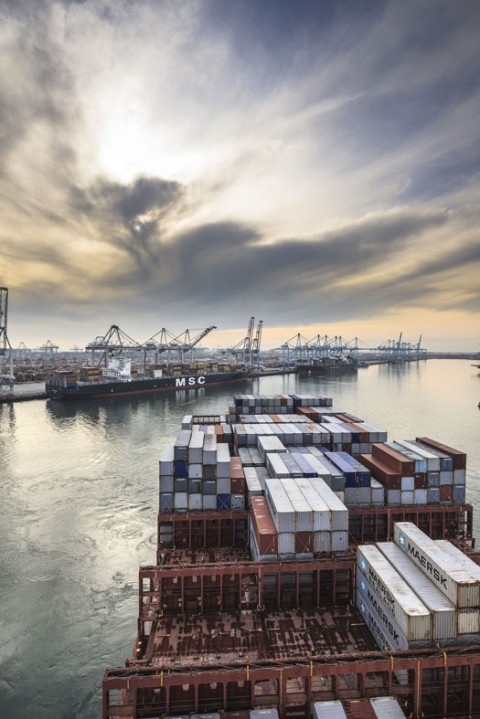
[101,207,461,327]
[70,175,183,270]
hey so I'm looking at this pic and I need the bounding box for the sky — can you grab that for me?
[1,0,479,352]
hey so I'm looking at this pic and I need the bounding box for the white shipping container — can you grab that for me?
[266,453,290,479]
[395,523,480,608]
[312,701,348,719]
[188,431,204,464]
[217,477,231,494]
[457,608,480,634]
[280,478,313,531]
[174,492,188,510]
[159,444,175,475]
[188,463,203,479]
[278,532,295,555]
[265,479,295,533]
[202,495,216,510]
[331,530,348,553]
[377,542,457,640]
[216,443,231,478]
[258,435,286,460]
[370,696,408,719]
[295,478,331,530]
[357,545,432,641]
[309,477,348,531]
[355,587,410,651]
[188,493,202,510]
[314,531,331,553]
[203,434,217,464]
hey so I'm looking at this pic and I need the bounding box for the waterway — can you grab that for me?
[0,359,479,718]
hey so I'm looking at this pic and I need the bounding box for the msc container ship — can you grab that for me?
[46,358,248,400]
[102,393,480,719]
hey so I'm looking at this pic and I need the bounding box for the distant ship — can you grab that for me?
[45,357,248,400]
[296,355,358,375]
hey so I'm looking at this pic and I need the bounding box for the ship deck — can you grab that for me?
[144,606,377,670]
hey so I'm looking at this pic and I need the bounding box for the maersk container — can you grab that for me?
[290,452,317,477]
[357,579,413,651]
[370,696,408,719]
[357,544,432,641]
[377,542,457,640]
[355,587,409,651]
[395,522,480,607]
[312,701,347,719]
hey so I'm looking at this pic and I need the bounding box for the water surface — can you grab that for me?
[0,360,479,718]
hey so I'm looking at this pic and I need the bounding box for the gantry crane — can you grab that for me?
[85,325,144,368]
[169,326,217,363]
[251,320,263,368]
[0,287,14,391]
[230,317,256,366]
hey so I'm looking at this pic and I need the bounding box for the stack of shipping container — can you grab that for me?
[356,522,480,657]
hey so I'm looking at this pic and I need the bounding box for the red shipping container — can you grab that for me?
[440,485,453,501]
[295,531,313,553]
[360,454,401,490]
[372,443,415,475]
[414,473,428,489]
[250,497,278,555]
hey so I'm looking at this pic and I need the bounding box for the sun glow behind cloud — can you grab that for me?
[0,0,479,350]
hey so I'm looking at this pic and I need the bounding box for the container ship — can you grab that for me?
[296,356,357,375]
[102,393,480,719]
[45,358,248,400]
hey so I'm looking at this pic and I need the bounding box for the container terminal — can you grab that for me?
[102,393,480,719]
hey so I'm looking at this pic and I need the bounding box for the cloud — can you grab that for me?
[0,0,479,348]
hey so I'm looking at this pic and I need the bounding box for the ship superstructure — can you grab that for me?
[102,394,480,719]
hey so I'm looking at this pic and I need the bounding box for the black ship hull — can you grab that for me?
[46,371,248,400]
